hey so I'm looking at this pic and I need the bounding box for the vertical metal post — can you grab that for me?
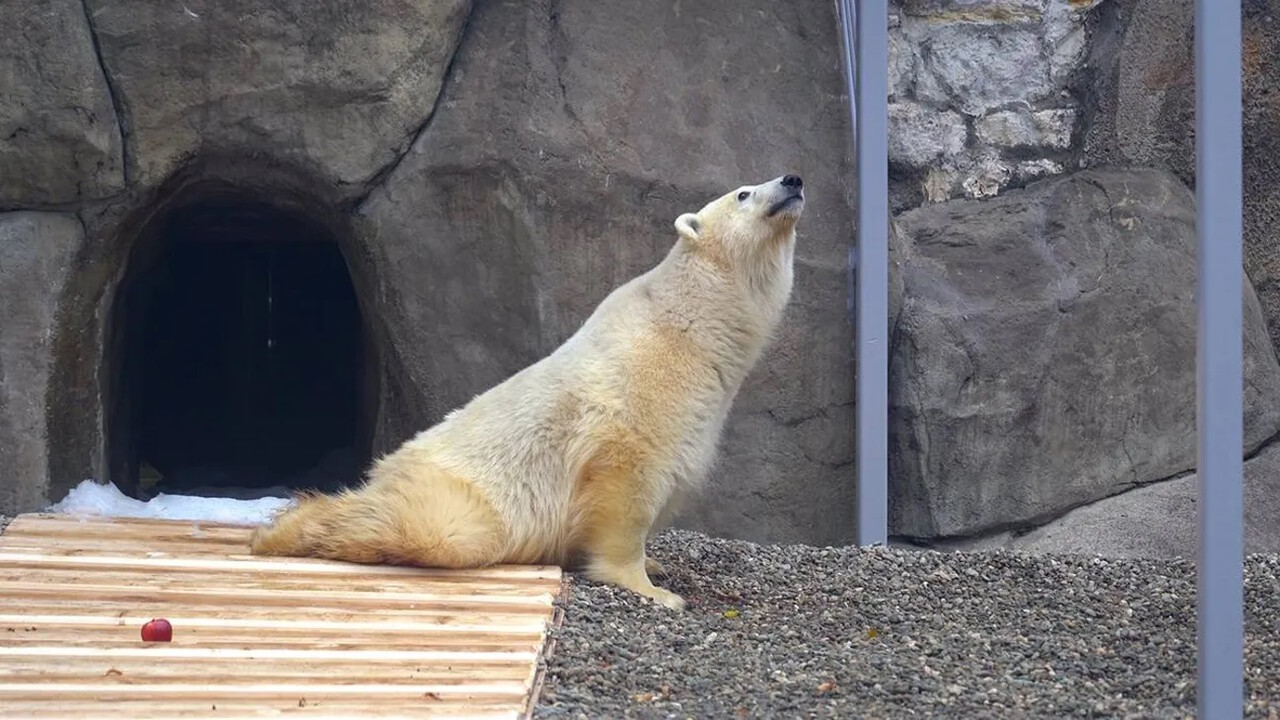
[1195,0,1244,717]
[836,0,889,546]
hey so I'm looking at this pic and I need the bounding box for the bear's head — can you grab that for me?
[673,174,805,269]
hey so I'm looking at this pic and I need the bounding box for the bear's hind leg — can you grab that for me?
[249,490,391,564]
[379,470,509,569]
[250,468,508,570]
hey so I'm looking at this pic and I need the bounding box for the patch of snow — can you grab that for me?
[48,479,293,526]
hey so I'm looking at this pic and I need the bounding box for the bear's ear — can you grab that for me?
[675,213,701,243]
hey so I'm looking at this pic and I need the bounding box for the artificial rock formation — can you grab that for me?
[1083,0,1280,363]
[84,0,471,196]
[887,0,1101,209]
[1003,441,1280,559]
[0,213,83,511]
[0,0,866,546]
[0,0,124,206]
[890,167,1280,539]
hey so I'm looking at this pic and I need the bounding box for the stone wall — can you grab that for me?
[885,0,1280,551]
[887,0,1103,210]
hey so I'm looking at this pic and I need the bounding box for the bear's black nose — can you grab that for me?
[782,174,803,189]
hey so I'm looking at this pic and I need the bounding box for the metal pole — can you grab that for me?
[1194,0,1244,716]
[837,0,889,546]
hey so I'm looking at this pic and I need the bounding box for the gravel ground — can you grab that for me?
[534,529,1280,719]
[0,515,9,534]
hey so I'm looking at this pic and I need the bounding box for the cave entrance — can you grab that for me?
[107,192,374,500]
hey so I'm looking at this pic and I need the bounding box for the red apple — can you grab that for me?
[140,618,172,642]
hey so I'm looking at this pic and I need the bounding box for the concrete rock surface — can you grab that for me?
[1006,441,1280,559]
[0,0,124,206]
[358,0,861,545]
[890,167,1280,539]
[84,0,470,194]
[0,212,83,513]
[886,0,1101,207]
[1083,0,1280,358]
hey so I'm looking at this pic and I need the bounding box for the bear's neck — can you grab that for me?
[649,237,795,379]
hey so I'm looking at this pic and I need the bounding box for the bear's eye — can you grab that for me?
[737,191,750,201]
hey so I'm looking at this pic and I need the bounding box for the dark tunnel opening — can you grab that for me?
[107,194,373,499]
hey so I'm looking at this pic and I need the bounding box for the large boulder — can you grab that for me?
[890,167,1280,539]
[357,0,860,544]
[1081,0,1280,357]
[0,0,124,206]
[1006,442,1280,559]
[85,0,470,195]
[0,212,82,512]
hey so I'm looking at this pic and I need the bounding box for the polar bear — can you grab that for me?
[249,174,806,610]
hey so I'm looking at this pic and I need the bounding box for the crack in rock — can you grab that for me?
[78,0,130,187]
[353,4,475,212]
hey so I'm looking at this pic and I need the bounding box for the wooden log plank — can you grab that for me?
[0,614,548,635]
[0,536,288,557]
[0,636,542,653]
[0,551,562,581]
[0,647,538,663]
[0,535,250,556]
[0,669,533,686]
[0,609,545,632]
[0,548,565,594]
[0,658,534,682]
[0,564,556,595]
[4,516,256,541]
[0,681,530,698]
[0,632,541,650]
[0,621,546,644]
[0,700,523,719]
[0,600,550,626]
[0,567,561,596]
[0,671,529,686]
[12,509,264,527]
[0,581,555,613]
[10,513,270,532]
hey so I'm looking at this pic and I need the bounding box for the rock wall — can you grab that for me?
[83,0,470,195]
[890,168,1280,539]
[0,0,863,545]
[1080,0,1280,367]
[997,440,1280,559]
[1,0,124,207]
[882,0,1280,547]
[0,214,82,511]
[1,0,1278,553]
[887,0,1102,210]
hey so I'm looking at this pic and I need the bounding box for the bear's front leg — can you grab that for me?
[584,527,685,611]
[575,466,684,610]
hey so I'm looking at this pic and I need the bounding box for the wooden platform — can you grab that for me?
[0,512,565,719]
